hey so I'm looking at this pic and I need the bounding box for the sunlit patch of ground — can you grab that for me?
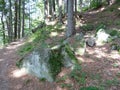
[11,68,28,78]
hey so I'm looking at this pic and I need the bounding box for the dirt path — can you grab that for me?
[0,40,57,90]
[0,40,24,90]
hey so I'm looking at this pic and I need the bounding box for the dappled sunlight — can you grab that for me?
[76,56,85,62]
[118,7,120,10]
[11,68,28,78]
[110,68,120,72]
[6,40,25,50]
[50,32,58,37]
[46,20,58,26]
[109,51,120,59]
[0,59,3,62]
[58,32,65,37]
[88,7,105,14]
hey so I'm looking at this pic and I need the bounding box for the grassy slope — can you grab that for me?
[17,2,120,90]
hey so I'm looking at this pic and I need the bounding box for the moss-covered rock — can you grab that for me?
[19,43,78,82]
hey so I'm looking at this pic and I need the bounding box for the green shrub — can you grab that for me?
[90,0,102,9]
[49,48,63,79]
[81,24,94,31]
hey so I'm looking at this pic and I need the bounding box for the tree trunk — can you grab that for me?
[66,0,75,37]
[48,0,52,21]
[44,0,48,20]
[58,0,63,24]
[14,0,18,40]
[64,0,68,14]
[18,0,21,39]
[9,0,13,42]
[1,12,6,44]
[74,0,77,13]
[28,0,31,30]
[22,0,25,37]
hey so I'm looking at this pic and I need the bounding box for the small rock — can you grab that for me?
[111,44,118,50]
[86,37,95,47]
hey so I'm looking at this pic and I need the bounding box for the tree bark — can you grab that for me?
[22,0,25,37]
[18,0,21,39]
[58,0,63,24]
[14,0,18,40]
[1,11,6,44]
[66,0,75,37]
[8,0,13,41]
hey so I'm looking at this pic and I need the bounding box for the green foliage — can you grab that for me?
[60,83,72,88]
[80,86,103,90]
[49,48,63,79]
[81,24,94,31]
[108,30,118,36]
[56,75,67,82]
[39,78,46,82]
[104,78,120,87]
[18,25,51,56]
[65,44,78,64]
[90,0,102,9]
[16,58,23,68]
[69,64,86,84]
[24,79,31,85]
[96,24,106,31]
[0,0,5,11]
[18,43,34,56]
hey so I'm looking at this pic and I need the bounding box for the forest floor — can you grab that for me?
[0,3,120,90]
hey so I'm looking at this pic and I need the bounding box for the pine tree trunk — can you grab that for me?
[74,0,77,13]
[22,0,25,37]
[9,0,13,41]
[1,12,6,44]
[44,0,48,20]
[64,0,68,14]
[14,0,18,40]
[18,0,21,39]
[66,0,75,37]
[58,0,63,24]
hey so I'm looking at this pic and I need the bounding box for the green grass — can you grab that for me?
[56,75,67,83]
[60,83,72,88]
[69,64,87,85]
[100,78,120,88]
[81,24,94,31]
[80,86,103,90]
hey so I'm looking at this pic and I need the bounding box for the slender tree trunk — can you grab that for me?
[18,0,21,39]
[48,0,52,21]
[58,0,63,24]
[64,0,68,15]
[1,12,6,44]
[74,0,77,13]
[9,0,13,41]
[66,0,75,37]
[52,0,56,20]
[22,0,25,37]
[79,0,82,12]
[14,0,18,40]
[44,0,48,21]
[6,16,11,43]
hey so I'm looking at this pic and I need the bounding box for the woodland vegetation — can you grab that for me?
[0,0,120,90]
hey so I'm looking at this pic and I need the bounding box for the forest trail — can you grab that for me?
[0,3,120,90]
[0,40,27,90]
[0,40,57,90]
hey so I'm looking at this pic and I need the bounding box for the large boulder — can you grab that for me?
[95,29,110,45]
[63,33,86,55]
[20,44,77,82]
[22,47,54,82]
